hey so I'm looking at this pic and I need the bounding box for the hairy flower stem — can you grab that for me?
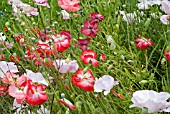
[50,93,55,114]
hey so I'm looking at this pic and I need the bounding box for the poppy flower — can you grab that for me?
[52,30,71,52]
[80,50,99,66]
[25,69,49,86]
[160,15,170,25]
[33,0,50,8]
[75,38,90,51]
[59,98,75,110]
[13,34,26,45]
[0,86,7,95]
[164,50,170,62]
[1,72,19,85]
[134,37,153,50]
[58,0,81,12]
[53,60,79,73]
[8,85,27,104]
[4,28,8,32]
[21,4,39,16]
[94,75,119,95]
[26,84,48,105]
[0,61,19,78]
[89,13,104,23]
[10,55,21,63]
[61,10,70,20]
[130,90,170,113]
[72,69,95,92]
[0,32,6,41]
[100,54,106,61]
[81,20,99,38]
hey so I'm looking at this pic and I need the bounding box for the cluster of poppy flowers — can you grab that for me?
[0,61,48,105]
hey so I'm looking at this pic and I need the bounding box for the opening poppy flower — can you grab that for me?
[80,50,99,66]
[164,50,170,62]
[81,20,99,38]
[134,37,153,50]
[59,98,75,110]
[72,69,95,92]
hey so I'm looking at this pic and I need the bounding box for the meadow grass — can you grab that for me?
[0,0,169,113]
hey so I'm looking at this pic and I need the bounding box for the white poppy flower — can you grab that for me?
[53,60,79,73]
[0,61,19,78]
[130,90,170,113]
[0,32,6,41]
[61,10,70,20]
[25,70,48,86]
[94,75,119,95]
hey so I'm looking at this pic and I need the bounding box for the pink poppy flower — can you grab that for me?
[1,72,19,85]
[72,69,95,92]
[135,37,153,50]
[89,13,104,23]
[59,98,75,110]
[80,50,99,66]
[26,84,48,105]
[164,50,170,62]
[34,0,50,8]
[161,1,170,15]
[8,85,27,104]
[81,20,99,38]
[75,38,90,51]
[21,4,39,16]
[58,0,81,12]
[53,60,79,73]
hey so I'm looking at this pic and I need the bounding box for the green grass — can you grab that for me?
[0,0,170,113]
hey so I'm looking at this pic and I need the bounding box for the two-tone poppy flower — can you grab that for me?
[164,50,170,62]
[134,37,153,50]
[72,69,95,92]
[80,50,99,66]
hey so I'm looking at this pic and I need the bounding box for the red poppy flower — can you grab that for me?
[72,69,95,92]
[134,37,153,50]
[100,54,106,61]
[81,20,99,38]
[58,0,81,12]
[89,13,104,23]
[4,28,8,32]
[164,50,170,62]
[26,84,48,105]
[10,55,21,63]
[75,38,90,51]
[80,50,99,66]
[0,86,7,95]
[14,34,26,45]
